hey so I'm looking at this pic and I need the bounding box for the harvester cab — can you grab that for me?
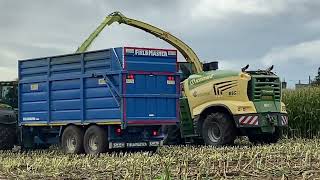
[178,61,219,81]
[0,81,18,109]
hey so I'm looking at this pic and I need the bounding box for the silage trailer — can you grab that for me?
[17,47,180,154]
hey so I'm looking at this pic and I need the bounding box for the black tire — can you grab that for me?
[201,112,236,146]
[248,128,282,144]
[0,124,16,150]
[84,125,108,155]
[61,126,84,154]
[163,125,183,145]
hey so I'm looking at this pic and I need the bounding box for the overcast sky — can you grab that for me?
[1,0,320,87]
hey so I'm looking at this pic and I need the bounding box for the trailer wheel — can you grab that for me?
[201,112,236,146]
[84,125,108,155]
[0,124,16,150]
[61,126,84,154]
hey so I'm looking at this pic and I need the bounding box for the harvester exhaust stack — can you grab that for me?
[241,64,249,72]
[266,65,274,72]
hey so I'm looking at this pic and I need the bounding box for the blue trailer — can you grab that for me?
[18,47,180,154]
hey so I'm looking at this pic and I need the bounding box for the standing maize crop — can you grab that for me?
[283,87,320,138]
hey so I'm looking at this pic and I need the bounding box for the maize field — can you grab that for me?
[283,87,320,138]
[1,139,320,179]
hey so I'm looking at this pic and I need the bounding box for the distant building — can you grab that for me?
[295,83,310,89]
[295,80,310,89]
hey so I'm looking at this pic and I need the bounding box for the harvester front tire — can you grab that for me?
[201,112,236,146]
[61,126,84,154]
[84,125,108,155]
[0,124,16,150]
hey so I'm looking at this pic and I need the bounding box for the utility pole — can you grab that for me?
[309,76,311,84]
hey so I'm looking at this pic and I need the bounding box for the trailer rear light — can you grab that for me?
[127,74,134,79]
[115,127,122,136]
[167,76,175,85]
[152,130,159,136]
[126,74,135,84]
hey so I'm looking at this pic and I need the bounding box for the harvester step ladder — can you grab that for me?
[179,97,195,138]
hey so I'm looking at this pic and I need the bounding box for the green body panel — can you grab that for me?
[187,70,239,89]
[254,101,281,113]
[258,113,279,133]
[247,74,282,133]
[179,97,194,136]
[248,75,281,113]
[248,74,281,112]
[0,103,13,110]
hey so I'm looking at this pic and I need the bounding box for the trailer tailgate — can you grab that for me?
[123,47,180,125]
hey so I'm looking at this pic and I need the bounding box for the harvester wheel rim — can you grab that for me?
[208,122,221,142]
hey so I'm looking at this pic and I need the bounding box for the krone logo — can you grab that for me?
[189,74,214,86]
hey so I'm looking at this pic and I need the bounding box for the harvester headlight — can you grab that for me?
[238,106,248,112]
[282,105,286,112]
